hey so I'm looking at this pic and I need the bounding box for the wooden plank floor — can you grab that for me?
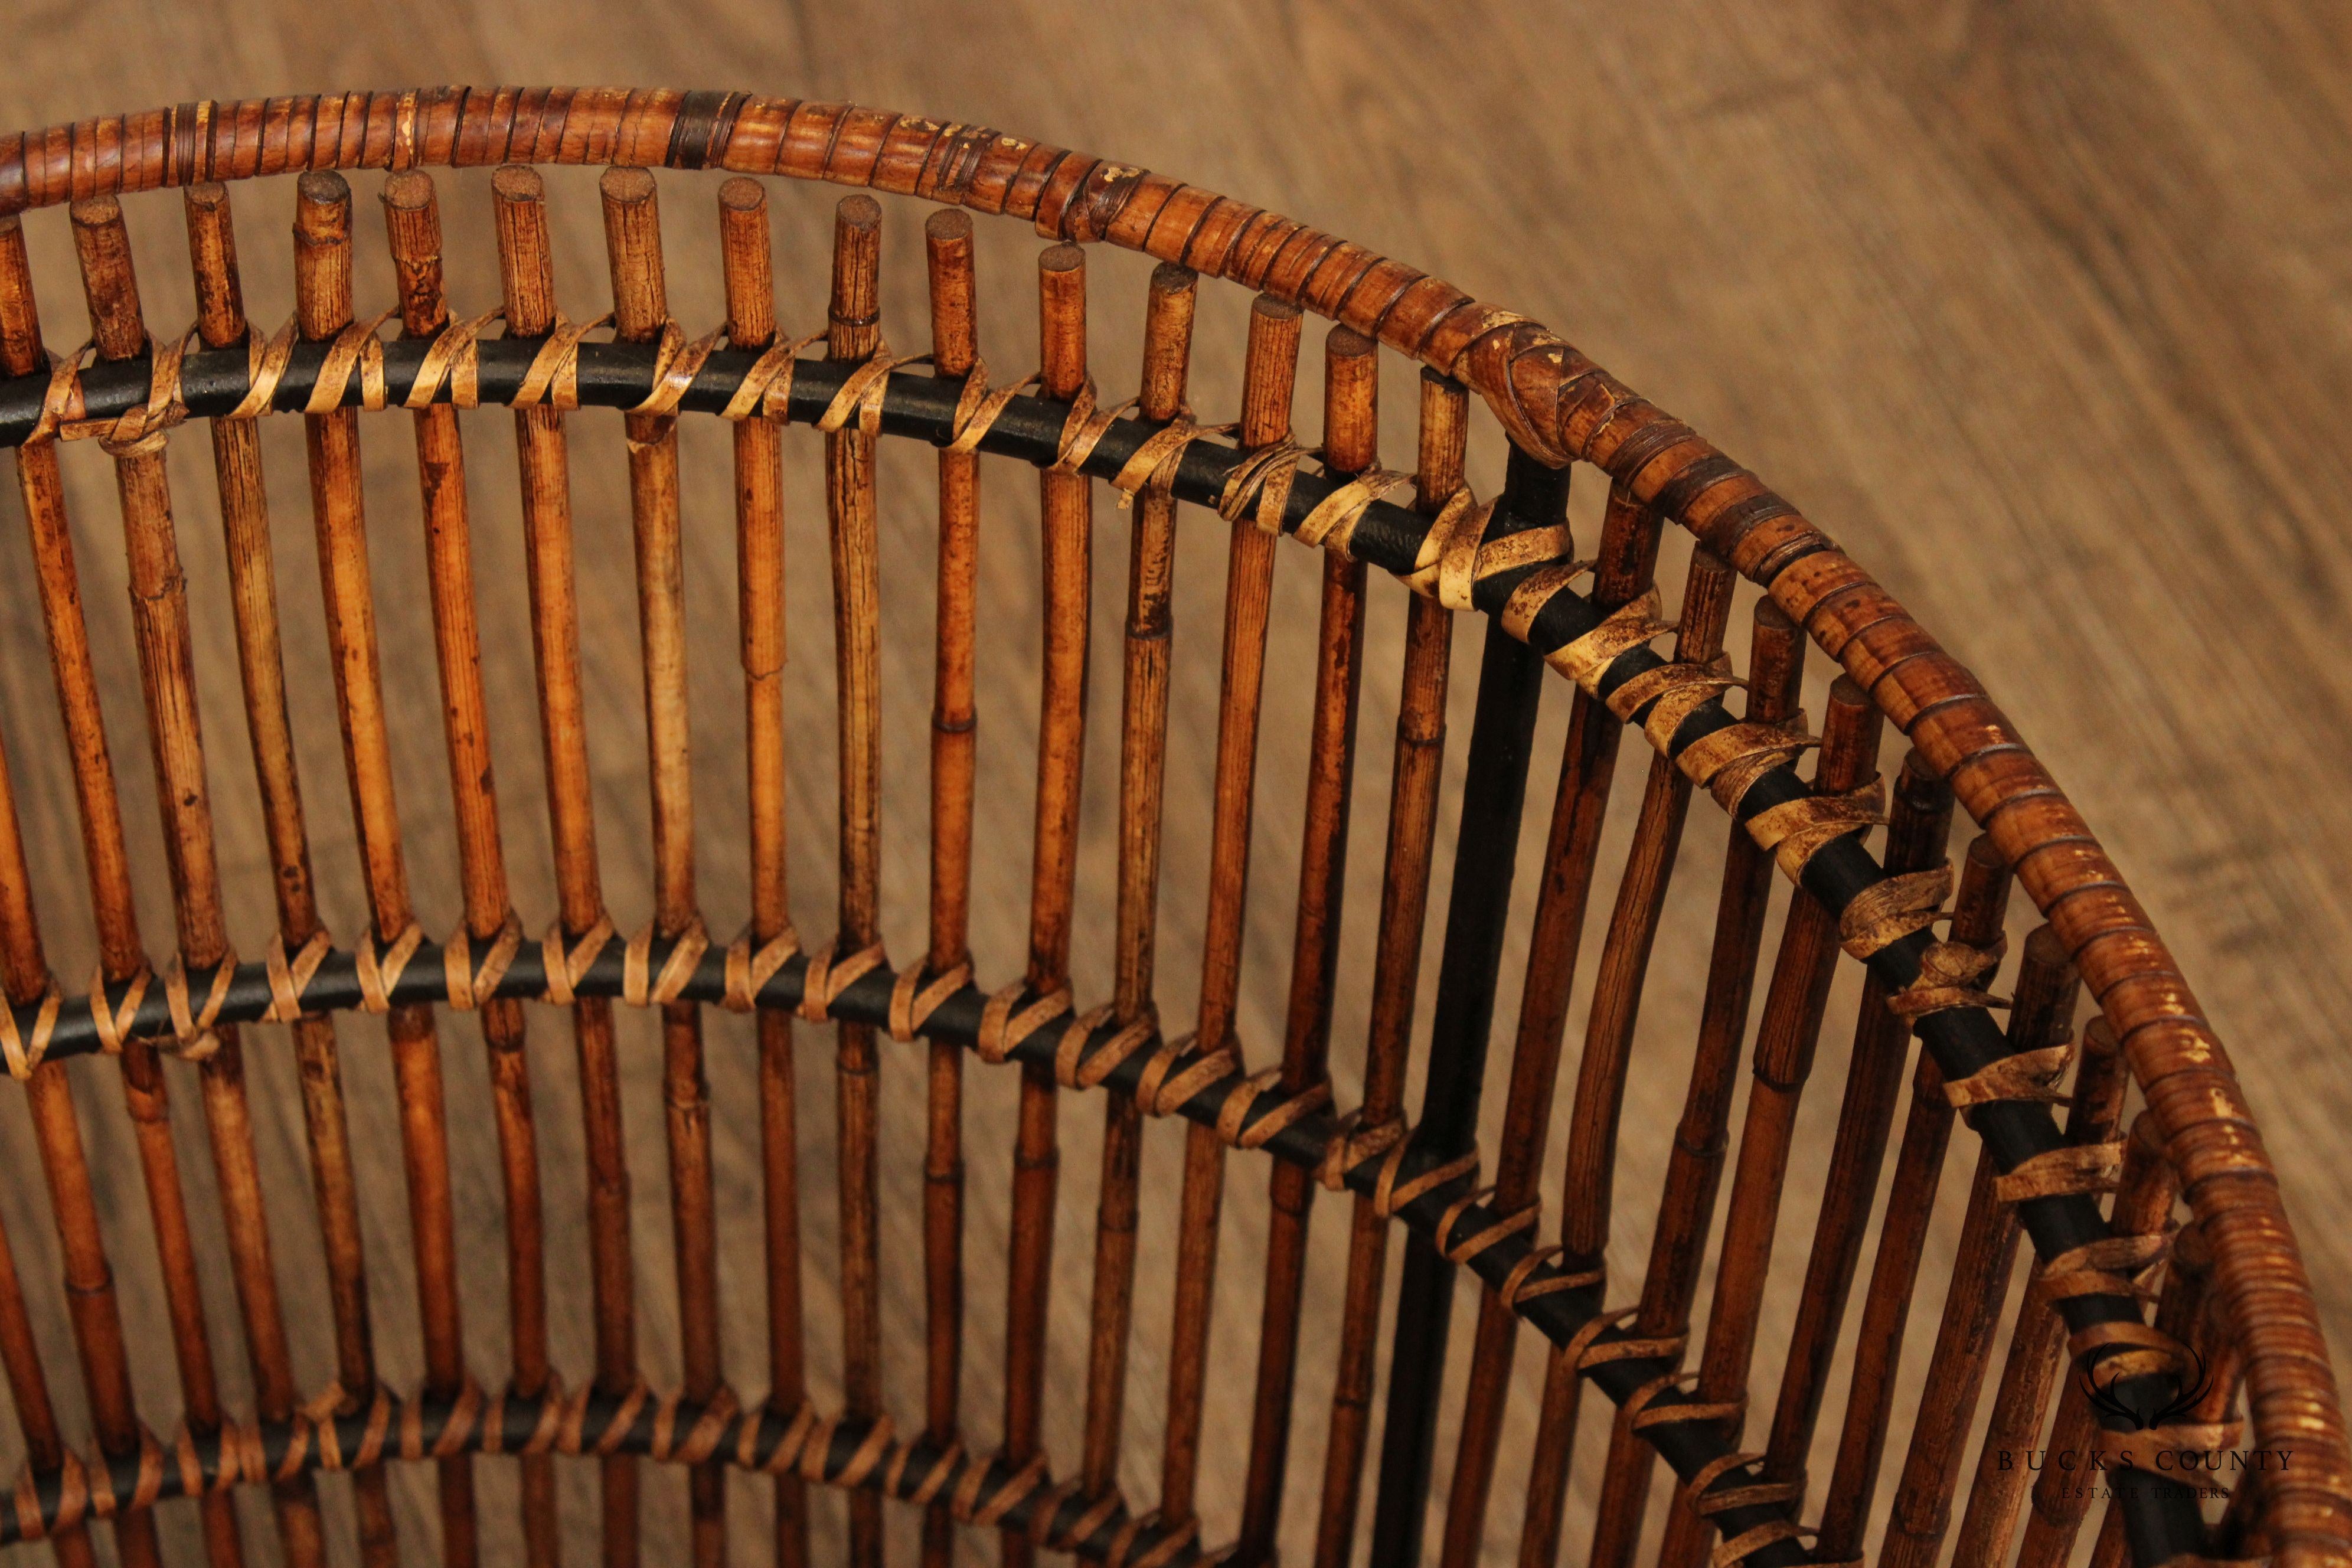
[0,4,2344,1564]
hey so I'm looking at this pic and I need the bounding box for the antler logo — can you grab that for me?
[2077,1342,2213,1435]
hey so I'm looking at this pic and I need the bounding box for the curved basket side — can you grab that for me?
[1,86,2343,1560]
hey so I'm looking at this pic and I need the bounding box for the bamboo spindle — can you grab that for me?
[720,174,811,1568]
[0,210,177,1568]
[1159,292,1303,1533]
[383,169,560,1568]
[1547,545,1735,1281]
[0,675,103,1568]
[1952,1018,2131,1564]
[1655,678,1883,1568]
[2013,1119,2178,1568]
[73,188,330,1568]
[1879,922,2085,1568]
[1510,542,1736,1568]
[2125,1211,2236,1562]
[2079,1218,2239,1568]
[1756,749,1955,1489]
[599,164,726,1568]
[1367,443,1569,1568]
[1581,596,1803,1568]
[184,179,403,1568]
[1309,371,1462,1568]
[917,206,979,1568]
[825,192,888,1568]
[1080,261,1197,1509]
[997,239,1093,1568]
[294,168,477,1568]
[1807,833,2013,1564]
[1438,482,1663,1568]
[1231,324,1376,1568]
[492,162,639,1568]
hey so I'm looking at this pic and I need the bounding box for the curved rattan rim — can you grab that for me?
[0,88,2342,1563]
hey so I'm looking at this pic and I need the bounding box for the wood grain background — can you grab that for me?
[0,4,2343,1565]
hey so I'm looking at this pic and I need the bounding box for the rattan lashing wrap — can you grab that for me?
[0,88,2340,1567]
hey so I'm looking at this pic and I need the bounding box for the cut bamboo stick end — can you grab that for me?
[1139,263,1198,424]
[1415,370,1468,507]
[1818,675,1884,795]
[831,195,881,357]
[719,177,776,351]
[1324,324,1378,474]
[1240,294,1304,449]
[67,197,145,361]
[600,165,667,342]
[1674,550,1737,665]
[379,170,447,337]
[491,165,557,336]
[1747,597,1803,722]
[1039,243,1086,401]
[1952,832,2014,949]
[0,217,44,375]
[925,210,976,379]
[182,183,246,348]
[294,171,354,340]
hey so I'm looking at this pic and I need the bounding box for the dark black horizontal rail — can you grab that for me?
[0,336,2201,1562]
